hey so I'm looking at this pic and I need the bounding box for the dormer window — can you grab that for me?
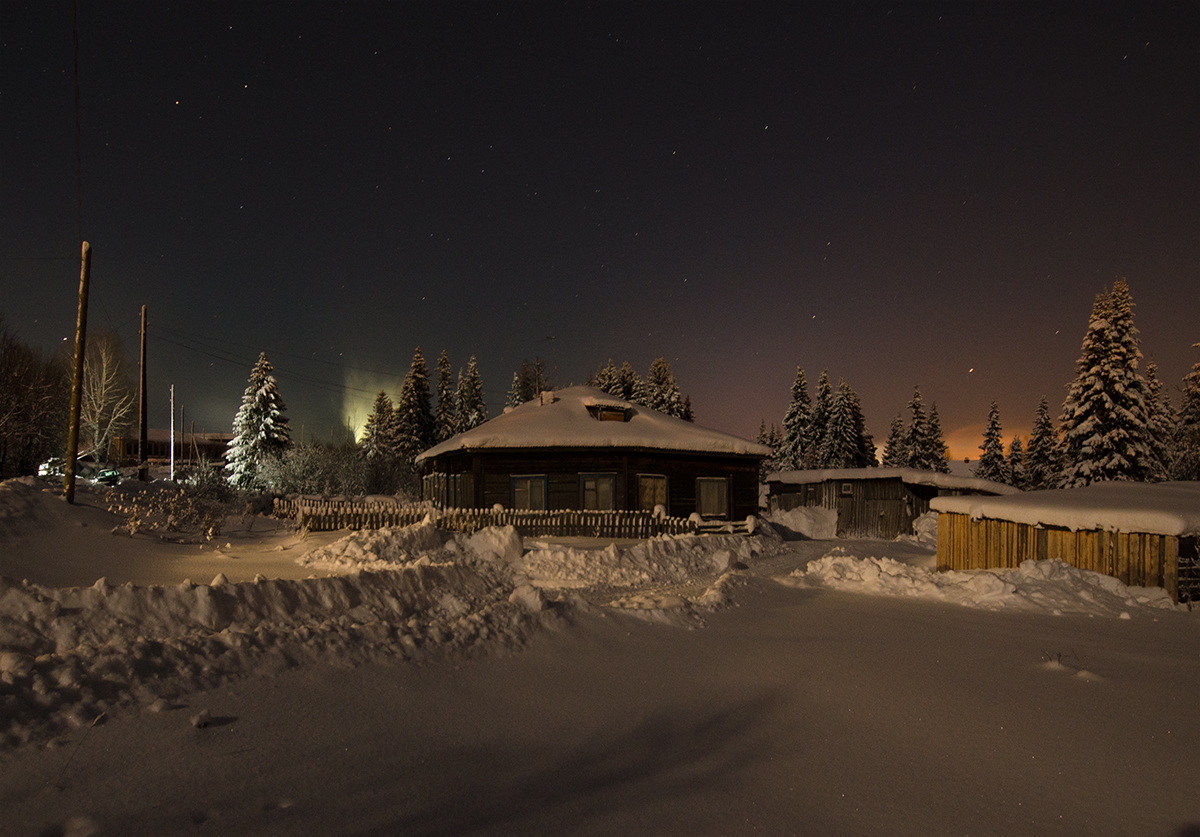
[584,402,632,422]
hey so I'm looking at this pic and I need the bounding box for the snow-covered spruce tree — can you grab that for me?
[434,350,457,443]
[925,404,951,473]
[616,361,647,405]
[680,395,695,422]
[1007,435,1027,489]
[881,415,907,467]
[848,386,877,467]
[780,366,811,471]
[973,402,1008,483]
[1058,280,1153,487]
[360,390,397,461]
[902,387,929,470]
[595,359,619,396]
[225,352,292,490]
[815,380,862,468]
[395,347,435,464]
[1173,343,1200,480]
[456,356,487,432]
[1024,397,1060,490]
[645,357,683,417]
[1143,360,1176,481]
[506,372,523,408]
[804,371,833,468]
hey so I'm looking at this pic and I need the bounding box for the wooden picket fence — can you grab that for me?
[270,495,739,538]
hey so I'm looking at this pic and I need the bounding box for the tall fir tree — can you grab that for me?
[804,371,833,468]
[1025,396,1061,490]
[517,360,534,403]
[456,356,488,432]
[925,404,950,473]
[815,380,860,468]
[974,402,1008,483]
[395,347,435,463]
[506,372,523,408]
[1143,360,1176,481]
[360,390,397,461]
[225,352,292,489]
[1174,343,1200,480]
[616,361,647,405]
[881,415,907,467]
[780,366,811,470]
[903,387,928,469]
[594,359,619,396]
[645,357,683,417]
[434,350,457,443]
[680,394,695,422]
[1058,280,1153,486]
[1007,435,1026,489]
[848,387,877,467]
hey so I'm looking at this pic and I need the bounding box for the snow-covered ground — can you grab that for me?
[2,476,1198,836]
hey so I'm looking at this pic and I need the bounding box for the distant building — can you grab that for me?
[416,387,770,520]
[765,467,1018,539]
[112,429,234,467]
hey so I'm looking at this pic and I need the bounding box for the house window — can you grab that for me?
[511,475,547,511]
[696,477,729,519]
[841,482,854,496]
[638,474,668,512]
[580,473,616,511]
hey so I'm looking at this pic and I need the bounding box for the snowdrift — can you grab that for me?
[0,522,785,748]
[783,548,1182,616]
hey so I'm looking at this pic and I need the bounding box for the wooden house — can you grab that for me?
[416,387,770,520]
[765,467,1018,539]
[930,481,1200,603]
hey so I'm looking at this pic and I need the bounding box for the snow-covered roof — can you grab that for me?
[765,467,1020,496]
[416,386,771,462]
[930,481,1200,537]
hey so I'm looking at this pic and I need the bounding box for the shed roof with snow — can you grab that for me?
[765,467,1020,496]
[930,481,1200,538]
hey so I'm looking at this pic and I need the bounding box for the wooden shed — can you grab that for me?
[930,482,1200,603]
[765,467,1018,539]
[416,387,770,521]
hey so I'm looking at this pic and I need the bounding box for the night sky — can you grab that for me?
[3,1,1197,458]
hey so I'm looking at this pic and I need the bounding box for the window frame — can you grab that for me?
[695,476,730,520]
[510,474,548,511]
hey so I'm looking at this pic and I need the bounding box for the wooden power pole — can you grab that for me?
[63,241,91,504]
[138,304,148,481]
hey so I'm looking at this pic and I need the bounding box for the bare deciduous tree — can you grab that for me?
[80,331,137,464]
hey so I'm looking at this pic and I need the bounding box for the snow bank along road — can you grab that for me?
[1,481,1198,836]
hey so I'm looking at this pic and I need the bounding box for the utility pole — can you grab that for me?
[63,241,91,504]
[138,304,148,481]
[169,384,175,482]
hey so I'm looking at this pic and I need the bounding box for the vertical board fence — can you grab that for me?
[270,495,744,538]
[935,511,1193,602]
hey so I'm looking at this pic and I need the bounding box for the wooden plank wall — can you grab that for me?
[936,512,1181,601]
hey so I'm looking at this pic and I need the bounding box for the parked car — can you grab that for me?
[94,468,122,486]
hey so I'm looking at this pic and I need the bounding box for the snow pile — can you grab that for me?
[296,519,459,571]
[0,561,547,748]
[764,506,837,539]
[783,548,1182,616]
[517,529,784,590]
